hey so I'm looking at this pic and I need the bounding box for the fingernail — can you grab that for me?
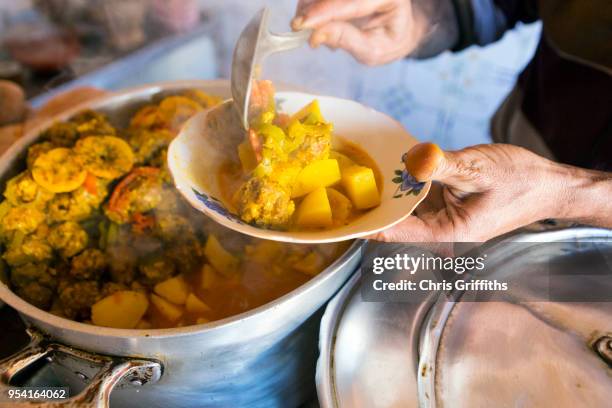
[404,143,444,182]
[291,16,304,30]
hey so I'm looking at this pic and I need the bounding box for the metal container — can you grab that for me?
[317,228,612,407]
[0,80,364,408]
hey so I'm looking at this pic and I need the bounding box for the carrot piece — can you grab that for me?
[83,173,98,196]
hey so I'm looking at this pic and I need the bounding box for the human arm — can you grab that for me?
[369,143,612,242]
[292,0,540,64]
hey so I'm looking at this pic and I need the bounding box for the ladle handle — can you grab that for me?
[261,29,313,55]
[0,328,162,408]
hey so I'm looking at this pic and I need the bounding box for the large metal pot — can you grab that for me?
[0,80,364,408]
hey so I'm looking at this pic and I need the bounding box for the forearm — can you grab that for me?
[555,164,612,228]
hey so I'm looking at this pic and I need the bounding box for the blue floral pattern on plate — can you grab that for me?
[392,153,425,198]
[192,189,246,225]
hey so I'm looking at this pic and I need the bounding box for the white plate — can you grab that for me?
[168,91,430,243]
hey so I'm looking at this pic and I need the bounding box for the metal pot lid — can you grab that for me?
[317,228,612,407]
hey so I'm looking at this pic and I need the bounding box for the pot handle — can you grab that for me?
[0,328,162,408]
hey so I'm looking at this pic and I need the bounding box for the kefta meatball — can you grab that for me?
[48,222,88,258]
[70,248,107,280]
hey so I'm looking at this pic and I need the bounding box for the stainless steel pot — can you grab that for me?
[0,80,364,408]
[317,228,612,407]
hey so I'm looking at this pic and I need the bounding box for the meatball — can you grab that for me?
[47,192,94,223]
[127,128,172,165]
[0,205,45,241]
[70,110,116,136]
[10,262,57,291]
[107,246,137,285]
[155,213,195,243]
[237,177,295,229]
[15,282,54,310]
[165,239,202,275]
[70,248,107,280]
[138,255,176,286]
[58,280,101,320]
[41,122,80,147]
[289,132,331,165]
[101,281,128,297]
[3,235,53,266]
[4,171,54,207]
[48,222,88,258]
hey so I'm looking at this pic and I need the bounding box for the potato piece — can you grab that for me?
[329,151,356,170]
[290,100,324,125]
[291,159,341,198]
[295,187,333,228]
[341,165,381,209]
[237,140,258,173]
[204,234,239,276]
[293,251,326,276]
[200,264,219,290]
[150,294,184,322]
[185,293,212,314]
[245,241,285,264]
[327,188,353,226]
[154,275,189,305]
[91,291,149,329]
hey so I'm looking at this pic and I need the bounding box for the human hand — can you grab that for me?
[369,142,599,243]
[291,0,458,65]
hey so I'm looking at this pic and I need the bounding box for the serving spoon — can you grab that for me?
[167,9,431,243]
[231,7,312,130]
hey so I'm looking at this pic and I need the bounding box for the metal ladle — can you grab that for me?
[231,7,312,130]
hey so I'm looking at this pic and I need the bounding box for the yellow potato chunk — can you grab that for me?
[295,187,333,228]
[185,293,212,314]
[154,275,189,305]
[200,264,219,290]
[150,294,184,322]
[204,234,239,276]
[329,151,356,170]
[341,165,381,209]
[291,159,341,198]
[326,188,353,226]
[91,291,149,329]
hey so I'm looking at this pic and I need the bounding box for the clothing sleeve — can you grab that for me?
[451,0,539,50]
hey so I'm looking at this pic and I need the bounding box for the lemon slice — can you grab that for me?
[32,148,87,193]
[75,136,134,179]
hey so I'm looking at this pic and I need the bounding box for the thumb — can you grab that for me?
[403,143,484,192]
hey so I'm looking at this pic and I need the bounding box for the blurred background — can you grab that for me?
[0,0,540,149]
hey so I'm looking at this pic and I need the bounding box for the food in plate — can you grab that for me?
[0,89,348,329]
[220,81,382,231]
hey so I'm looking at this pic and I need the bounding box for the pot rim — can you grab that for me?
[0,79,365,339]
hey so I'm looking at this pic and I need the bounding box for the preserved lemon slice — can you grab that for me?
[32,148,86,193]
[75,136,134,179]
[158,96,203,133]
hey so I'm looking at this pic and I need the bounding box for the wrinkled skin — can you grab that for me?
[369,143,612,243]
